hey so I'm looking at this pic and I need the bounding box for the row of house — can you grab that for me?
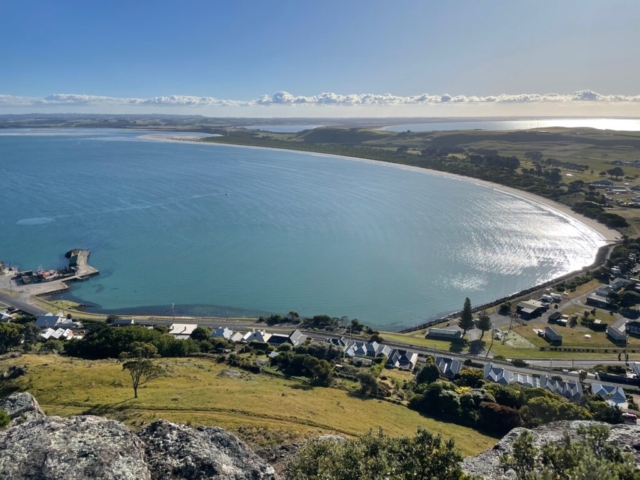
[40,328,75,341]
[483,363,583,401]
[35,313,82,331]
[323,337,418,370]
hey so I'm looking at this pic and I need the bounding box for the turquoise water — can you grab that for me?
[0,130,604,330]
[382,118,640,132]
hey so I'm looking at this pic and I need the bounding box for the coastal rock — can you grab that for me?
[462,420,640,479]
[0,415,151,480]
[0,391,44,425]
[138,419,277,480]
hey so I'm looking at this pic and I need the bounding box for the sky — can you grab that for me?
[1,0,640,117]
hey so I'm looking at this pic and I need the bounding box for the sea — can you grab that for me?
[0,129,605,330]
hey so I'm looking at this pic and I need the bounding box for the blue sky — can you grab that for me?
[2,0,640,116]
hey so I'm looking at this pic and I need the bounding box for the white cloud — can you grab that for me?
[1,90,640,109]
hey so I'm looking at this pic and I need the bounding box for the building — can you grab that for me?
[632,363,640,379]
[606,325,627,344]
[426,328,463,341]
[35,314,64,329]
[626,321,640,336]
[168,323,198,340]
[386,349,418,370]
[540,376,583,402]
[266,329,306,347]
[243,330,271,344]
[230,332,245,343]
[586,294,610,309]
[545,326,563,344]
[610,278,632,291]
[516,300,546,319]
[376,344,393,358]
[591,383,627,407]
[484,363,511,385]
[325,337,349,349]
[595,285,612,297]
[435,356,462,378]
[591,180,614,188]
[510,373,540,388]
[110,319,135,327]
[211,327,234,340]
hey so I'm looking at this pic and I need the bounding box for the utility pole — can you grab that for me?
[486,323,495,358]
[171,303,175,323]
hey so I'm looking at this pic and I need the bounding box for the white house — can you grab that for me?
[243,330,271,343]
[169,323,198,340]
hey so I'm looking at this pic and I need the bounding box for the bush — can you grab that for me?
[478,402,521,434]
[0,409,10,429]
[511,359,529,368]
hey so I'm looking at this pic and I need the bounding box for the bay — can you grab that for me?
[0,130,604,330]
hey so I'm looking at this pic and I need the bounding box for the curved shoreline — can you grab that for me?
[140,133,620,244]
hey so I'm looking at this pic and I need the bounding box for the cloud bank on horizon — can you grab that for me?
[2,90,640,109]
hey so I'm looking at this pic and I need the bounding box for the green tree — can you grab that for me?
[120,342,164,398]
[458,297,474,337]
[287,428,465,480]
[357,371,378,396]
[501,430,536,479]
[607,167,624,179]
[190,326,211,342]
[477,311,492,340]
[302,356,332,386]
[416,363,440,385]
[0,323,24,354]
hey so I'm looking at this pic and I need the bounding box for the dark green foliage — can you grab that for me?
[357,371,379,396]
[270,352,332,385]
[294,342,341,361]
[459,297,474,336]
[520,396,592,427]
[455,368,484,388]
[190,326,211,342]
[477,312,492,339]
[0,323,24,353]
[572,202,629,228]
[501,425,638,480]
[415,364,439,385]
[287,428,465,480]
[0,409,10,429]
[486,384,525,409]
[478,402,521,434]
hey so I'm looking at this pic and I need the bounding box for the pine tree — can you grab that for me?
[458,297,474,337]
[477,311,492,340]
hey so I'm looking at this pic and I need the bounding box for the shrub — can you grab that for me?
[0,409,10,429]
[478,402,521,434]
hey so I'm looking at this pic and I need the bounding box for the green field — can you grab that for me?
[0,354,496,455]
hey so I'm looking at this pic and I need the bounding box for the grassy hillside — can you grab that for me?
[0,354,496,455]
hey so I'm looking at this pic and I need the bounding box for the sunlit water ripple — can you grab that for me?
[0,130,604,329]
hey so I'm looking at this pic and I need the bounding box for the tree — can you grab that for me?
[458,298,474,337]
[477,312,492,340]
[120,342,164,398]
[302,356,332,386]
[190,326,211,342]
[607,167,624,179]
[357,371,378,396]
[524,151,544,162]
[416,363,440,385]
[501,430,536,479]
[0,323,24,354]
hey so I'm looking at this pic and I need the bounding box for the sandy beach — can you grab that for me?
[140,133,620,244]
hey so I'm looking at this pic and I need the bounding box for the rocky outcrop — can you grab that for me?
[0,393,276,480]
[462,420,640,479]
[0,391,45,426]
[139,420,276,480]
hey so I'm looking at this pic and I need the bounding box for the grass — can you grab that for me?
[1,354,496,455]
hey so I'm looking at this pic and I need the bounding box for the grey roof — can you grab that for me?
[540,376,583,402]
[289,329,306,346]
[35,315,64,329]
[325,337,348,348]
[435,356,462,378]
[545,326,563,340]
[484,363,511,385]
[386,349,418,370]
[111,319,135,327]
[632,362,640,378]
[591,383,627,406]
[427,328,463,339]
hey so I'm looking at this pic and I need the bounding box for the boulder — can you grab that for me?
[0,391,44,425]
[0,415,151,480]
[462,420,640,479]
[138,419,276,480]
